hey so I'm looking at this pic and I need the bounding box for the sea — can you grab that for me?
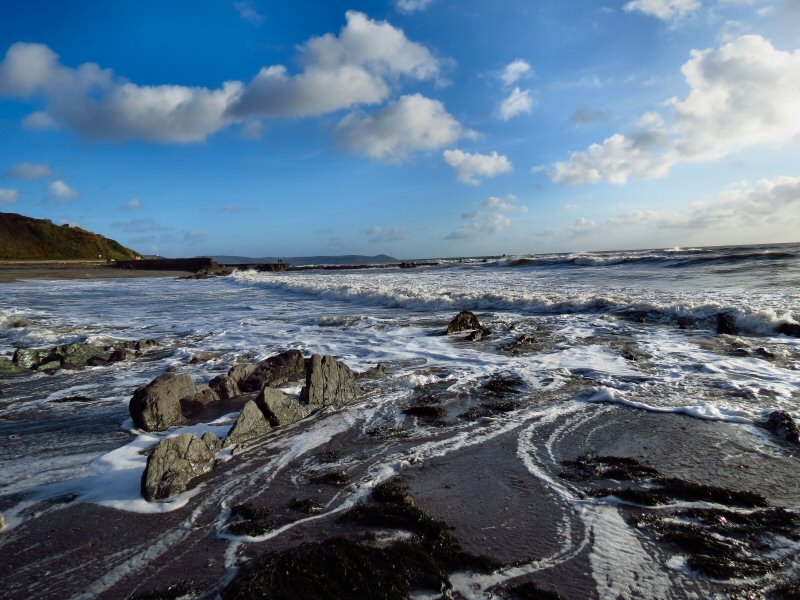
[1,242,799,599]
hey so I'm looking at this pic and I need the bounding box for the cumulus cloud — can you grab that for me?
[48,180,79,200]
[550,176,800,246]
[366,226,409,243]
[337,94,465,161]
[623,0,702,21]
[443,149,512,185]
[499,87,534,121]
[445,212,512,240]
[483,194,528,212]
[0,12,442,144]
[234,1,264,26]
[0,187,20,205]
[545,35,800,185]
[122,197,142,211]
[396,0,435,13]
[501,59,532,86]
[9,162,52,179]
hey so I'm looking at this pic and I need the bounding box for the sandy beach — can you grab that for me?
[0,261,196,283]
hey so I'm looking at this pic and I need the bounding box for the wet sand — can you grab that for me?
[0,261,194,283]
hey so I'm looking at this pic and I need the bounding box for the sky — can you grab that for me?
[1,0,799,259]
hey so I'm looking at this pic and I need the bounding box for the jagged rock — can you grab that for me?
[12,348,44,369]
[228,363,257,385]
[141,432,220,501]
[300,354,360,409]
[447,310,482,334]
[358,363,388,380]
[209,374,240,400]
[224,400,272,448]
[0,358,27,377]
[258,388,309,426]
[775,322,800,338]
[179,385,221,417]
[466,327,492,341]
[129,373,197,431]
[108,349,134,362]
[716,312,738,335]
[764,410,800,445]
[239,350,306,392]
[55,342,112,367]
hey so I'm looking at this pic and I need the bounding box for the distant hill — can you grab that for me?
[211,254,398,266]
[0,212,139,261]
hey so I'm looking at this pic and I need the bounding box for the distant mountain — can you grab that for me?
[211,254,398,266]
[0,212,139,261]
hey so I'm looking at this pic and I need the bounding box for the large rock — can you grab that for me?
[447,310,482,334]
[228,363,257,386]
[0,358,27,378]
[716,313,738,335]
[53,342,112,367]
[129,373,197,431]
[300,354,360,409]
[258,388,309,426]
[239,350,307,392]
[224,400,272,448]
[209,374,240,400]
[765,410,800,446]
[179,385,221,417]
[12,348,44,369]
[775,322,800,338]
[141,432,220,501]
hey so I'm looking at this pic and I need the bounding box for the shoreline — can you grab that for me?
[0,261,195,283]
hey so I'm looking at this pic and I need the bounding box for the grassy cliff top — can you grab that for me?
[0,212,139,261]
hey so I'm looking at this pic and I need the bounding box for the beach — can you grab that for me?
[0,243,798,599]
[0,261,198,284]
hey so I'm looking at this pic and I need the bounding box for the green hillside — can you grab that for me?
[0,212,139,261]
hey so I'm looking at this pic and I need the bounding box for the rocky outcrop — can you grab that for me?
[446,310,482,334]
[0,358,26,378]
[716,313,738,335]
[209,374,240,400]
[258,388,309,426]
[179,385,221,417]
[224,400,272,448]
[300,354,360,409]
[466,327,492,341]
[764,410,800,446]
[129,373,197,431]
[141,432,221,501]
[239,350,306,392]
[11,339,158,372]
[775,322,800,338]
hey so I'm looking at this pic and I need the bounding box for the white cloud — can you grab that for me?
[366,226,409,243]
[48,180,79,200]
[336,94,465,161]
[499,87,534,121]
[483,194,528,212]
[234,1,264,26]
[501,59,532,86]
[122,197,142,211]
[623,0,702,21]
[443,149,513,185]
[0,12,442,143]
[9,162,52,179]
[544,35,800,185]
[0,188,20,205]
[445,212,512,240]
[569,106,612,124]
[396,0,435,13]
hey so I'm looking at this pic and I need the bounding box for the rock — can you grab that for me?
[466,327,492,341]
[716,312,738,335]
[141,432,220,501]
[258,388,309,426]
[239,350,306,392]
[36,360,62,371]
[775,322,800,338]
[357,363,387,380]
[108,349,134,362]
[120,339,160,352]
[227,363,257,385]
[764,410,800,446]
[0,358,27,378]
[224,400,272,448]
[54,342,112,367]
[51,395,95,403]
[209,374,240,400]
[129,373,196,431]
[12,348,44,369]
[447,309,482,334]
[300,354,360,409]
[179,385,221,417]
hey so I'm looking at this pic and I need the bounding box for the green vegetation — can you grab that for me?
[0,212,138,260]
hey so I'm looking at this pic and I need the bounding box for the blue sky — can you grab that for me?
[1,0,799,258]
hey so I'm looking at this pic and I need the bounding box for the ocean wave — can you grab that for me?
[229,271,798,336]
